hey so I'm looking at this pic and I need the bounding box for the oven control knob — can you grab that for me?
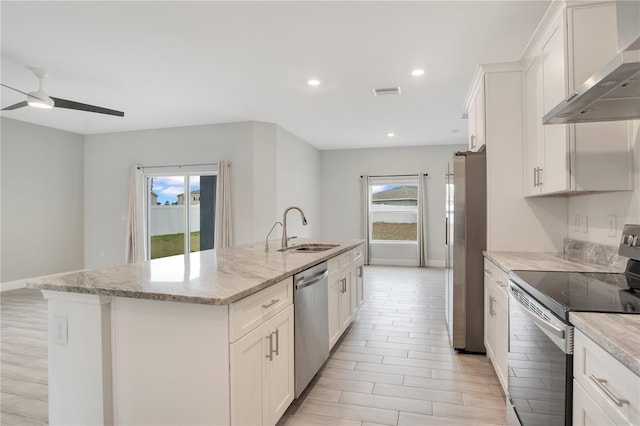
[632,235,639,247]
[622,234,631,245]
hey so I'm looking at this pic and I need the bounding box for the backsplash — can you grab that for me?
[564,238,628,271]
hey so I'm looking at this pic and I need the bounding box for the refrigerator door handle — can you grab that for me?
[445,217,448,245]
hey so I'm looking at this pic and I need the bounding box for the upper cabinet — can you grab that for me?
[522,1,635,197]
[466,77,486,152]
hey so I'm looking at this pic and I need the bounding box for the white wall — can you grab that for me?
[84,122,257,269]
[276,126,321,241]
[319,144,466,266]
[1,118,85,286]
[567,121,640,245]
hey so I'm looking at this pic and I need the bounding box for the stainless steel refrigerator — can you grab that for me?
[444,150,486,353]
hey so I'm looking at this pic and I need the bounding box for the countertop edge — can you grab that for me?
[26,240,364,305]
[569,312,640,376]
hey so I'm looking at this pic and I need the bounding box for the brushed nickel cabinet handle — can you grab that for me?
[262,299,279,309]
[589,375,629,407]
[265,334,274,361]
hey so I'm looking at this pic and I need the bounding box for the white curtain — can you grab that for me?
[361,175,370,265]
[417,173,428,267]
[125,165,145,263]
[215,160,234,248]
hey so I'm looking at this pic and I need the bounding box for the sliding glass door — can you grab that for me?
[144,168,216,260]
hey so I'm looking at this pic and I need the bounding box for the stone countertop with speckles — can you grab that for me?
[569,312,640,376]
[27,239,364,305]
[484,251,623,273]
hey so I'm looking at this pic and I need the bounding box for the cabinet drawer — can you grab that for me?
[574,329,640,425]
[483,259,508,291]
[338,251,352,269]
[229,277,293,343]
[351,245,364,263]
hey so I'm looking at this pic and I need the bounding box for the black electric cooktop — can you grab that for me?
[509,269,640,320]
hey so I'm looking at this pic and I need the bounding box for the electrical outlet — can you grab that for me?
[573,215,580,232]
[580,215,588,233]
[608,215,617,237]
[53,316,68,345]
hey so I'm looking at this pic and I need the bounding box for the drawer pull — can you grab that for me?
[484,268,493,275]
[261,299,279,309]
[589,374,629,407]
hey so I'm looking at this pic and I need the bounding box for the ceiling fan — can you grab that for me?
[1,68,125,117]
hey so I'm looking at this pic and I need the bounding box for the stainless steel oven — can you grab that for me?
[507,281,573,426]
[507,224,640,426]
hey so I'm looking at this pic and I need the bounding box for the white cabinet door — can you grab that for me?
[483,271,497,363]
[328,271,341,349]
[541,17,570,194]
[494,286,508,391]
[474,82,485,151]
[355,263,364,308]
[524,56,542,196]
[230,320,268,426]
[573,379,616,426]
[468,90,477,151]
[266,305,294,425]
[339,271,352,331]
[231,305,294,426]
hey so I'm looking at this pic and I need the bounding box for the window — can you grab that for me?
[144,166,217,260]
[369,178,419,242]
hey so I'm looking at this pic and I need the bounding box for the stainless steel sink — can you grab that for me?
[277,243,339,253]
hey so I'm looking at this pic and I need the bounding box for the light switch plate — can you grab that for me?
[53,316,68,345]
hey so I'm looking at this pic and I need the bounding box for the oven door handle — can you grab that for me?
[508,282,565,340]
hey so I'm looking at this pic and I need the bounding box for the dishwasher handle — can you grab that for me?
[295,270,328,290]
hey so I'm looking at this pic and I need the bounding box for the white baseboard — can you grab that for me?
[367,259,445,268]
[369,258,420,266]
[1,268,87,292]
[1,279,28,292]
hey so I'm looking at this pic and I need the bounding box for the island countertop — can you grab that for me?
[27,239,364,305]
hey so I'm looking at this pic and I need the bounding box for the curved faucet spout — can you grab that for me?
[282,206,308,249]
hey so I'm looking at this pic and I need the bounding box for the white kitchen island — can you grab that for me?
[27,239,364,426]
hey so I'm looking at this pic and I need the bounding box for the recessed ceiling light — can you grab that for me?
[387,132,395,138]
[307,79,321,86]
[411,69,425,76]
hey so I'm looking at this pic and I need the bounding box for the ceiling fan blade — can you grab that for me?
[2,101,28,111]
[51,97,125,117]
[1,83,48,102]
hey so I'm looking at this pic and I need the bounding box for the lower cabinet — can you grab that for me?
[573,329,640,426]
[573,379,616,426]
[483,258,508,392]
[230,304,294,426]
[328,244,364,349]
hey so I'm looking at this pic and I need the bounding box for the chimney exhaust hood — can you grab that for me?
[543,1,640,124]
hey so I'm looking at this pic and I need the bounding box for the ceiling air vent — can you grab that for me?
[373,87,401,96]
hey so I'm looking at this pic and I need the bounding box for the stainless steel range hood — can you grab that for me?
[543,1,640,124]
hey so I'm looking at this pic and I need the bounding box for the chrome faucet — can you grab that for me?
[265,221,282,252]
[281,206,308,249]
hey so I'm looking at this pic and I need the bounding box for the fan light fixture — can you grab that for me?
[27,90,54,109]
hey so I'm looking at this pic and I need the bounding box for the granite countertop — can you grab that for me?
[484,251,624,274]
[569,312,640,376]
[27,239,363,305]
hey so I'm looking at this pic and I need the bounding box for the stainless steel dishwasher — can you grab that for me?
[294,261,329,398]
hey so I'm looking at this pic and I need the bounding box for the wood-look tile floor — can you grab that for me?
[279,266,506,426]
[1,288,49,426]
[0,266,505,426]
